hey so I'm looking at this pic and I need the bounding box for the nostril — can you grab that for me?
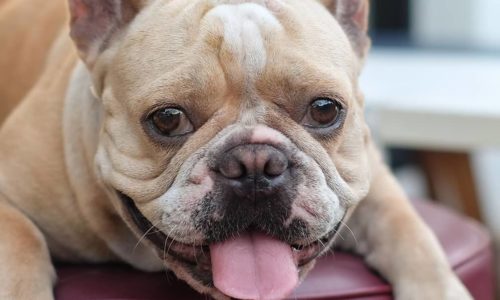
[219,157,246,179]
[263,153,288,178]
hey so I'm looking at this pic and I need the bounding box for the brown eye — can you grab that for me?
[303,98,343,129]
[151,108,193,137]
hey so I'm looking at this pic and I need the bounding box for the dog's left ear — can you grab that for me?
[319,0,370,60]
[68,0,145,66]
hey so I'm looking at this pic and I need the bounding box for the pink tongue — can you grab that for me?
[210,232,298,300]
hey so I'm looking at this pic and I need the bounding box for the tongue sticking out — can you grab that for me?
[210,232,299,300]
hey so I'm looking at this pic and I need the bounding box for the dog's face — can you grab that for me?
[70,0,371,298]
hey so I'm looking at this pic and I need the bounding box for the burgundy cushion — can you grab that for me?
[55,200,494,299]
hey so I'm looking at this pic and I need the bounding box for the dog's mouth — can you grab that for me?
[118,191,340,298]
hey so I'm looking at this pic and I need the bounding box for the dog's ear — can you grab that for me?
[319,0,370,59]
[68,0,144,65]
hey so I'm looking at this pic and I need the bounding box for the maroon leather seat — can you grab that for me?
[55,200,494,300]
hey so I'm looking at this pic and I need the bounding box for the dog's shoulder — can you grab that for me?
[0,0,68,123]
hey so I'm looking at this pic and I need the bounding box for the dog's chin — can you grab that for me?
[116,190,339,291]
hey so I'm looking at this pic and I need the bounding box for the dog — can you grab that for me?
[0,0,473,299]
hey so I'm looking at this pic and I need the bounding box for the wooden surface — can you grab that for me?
[419,151,483,221]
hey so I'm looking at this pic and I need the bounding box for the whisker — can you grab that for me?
[200,241,206,258]
[191,235,200,265]
[160,259,173,283]
[161,224,179,260]
[163,232,169,260]
[160,235,172,282]
[340,220,358,246]
[326,245,336,256]
[335,230,346,241]
[133,220,161,253]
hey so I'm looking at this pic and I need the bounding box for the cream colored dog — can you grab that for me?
[0,0,472,299]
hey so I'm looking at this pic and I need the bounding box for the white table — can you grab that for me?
[359,48,500,228]
[361,48,500,151]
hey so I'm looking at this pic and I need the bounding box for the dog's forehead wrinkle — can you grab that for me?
[205,2,282,94]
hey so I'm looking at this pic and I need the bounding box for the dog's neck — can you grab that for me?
[64,62,103,164]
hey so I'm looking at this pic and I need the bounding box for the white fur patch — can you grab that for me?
[207,3,283,82]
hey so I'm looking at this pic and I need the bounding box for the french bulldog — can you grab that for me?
[0,0,472,299]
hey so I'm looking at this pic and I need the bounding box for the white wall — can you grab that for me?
[473,1,500,49]
[410,0,500,50]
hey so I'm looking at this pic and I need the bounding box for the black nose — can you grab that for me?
[216,144,289,196]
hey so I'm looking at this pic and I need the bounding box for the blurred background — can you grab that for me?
[363,0,500,289]
[0,0,498,295]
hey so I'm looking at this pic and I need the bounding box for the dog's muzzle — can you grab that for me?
[115,141,344,299]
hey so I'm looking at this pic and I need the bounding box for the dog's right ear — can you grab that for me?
[319,0,370,60]
[68,0,145,66]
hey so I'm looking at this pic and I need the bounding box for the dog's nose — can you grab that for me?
[217,144,289,195]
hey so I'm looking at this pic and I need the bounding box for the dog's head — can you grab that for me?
[69,0,371,298]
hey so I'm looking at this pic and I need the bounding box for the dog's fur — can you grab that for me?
[0,0,472,299]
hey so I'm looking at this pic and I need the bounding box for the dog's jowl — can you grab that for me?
[0,0,472,299]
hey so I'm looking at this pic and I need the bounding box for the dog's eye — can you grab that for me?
[151,108,193,137]
[303,98,343,128]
